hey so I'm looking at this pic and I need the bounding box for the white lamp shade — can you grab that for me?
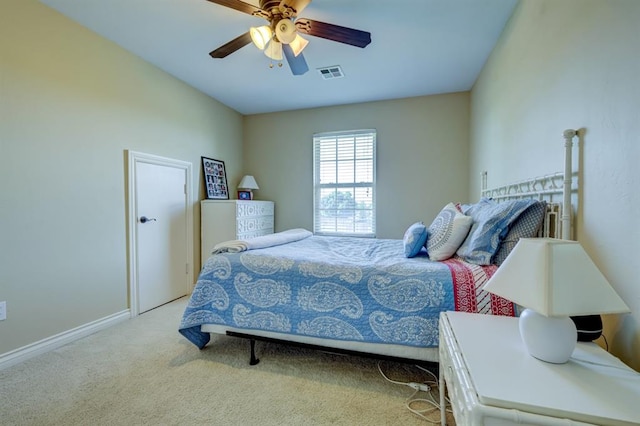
[264,41,283,61]
[238,175,259,190]
[250,26,272,50]
[482,238,630,316]
[288,34,309,57]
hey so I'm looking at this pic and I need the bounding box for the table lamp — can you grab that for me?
[238,175,259,200]
[482,238,630,364]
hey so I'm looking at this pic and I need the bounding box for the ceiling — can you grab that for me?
[39,0,518,115]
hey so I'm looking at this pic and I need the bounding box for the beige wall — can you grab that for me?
[0,0,243,354]
[243,93,471,239]
[471,0,639,369]
[4,0,637,373]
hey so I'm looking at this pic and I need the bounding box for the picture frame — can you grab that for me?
[202,157,229,200]
[237,190,252,200]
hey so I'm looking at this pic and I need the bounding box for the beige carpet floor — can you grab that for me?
[0,298,455,425]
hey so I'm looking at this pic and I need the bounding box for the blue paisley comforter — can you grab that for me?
[179,235,457,349]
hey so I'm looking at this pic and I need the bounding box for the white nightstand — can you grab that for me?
[438,311,640,426]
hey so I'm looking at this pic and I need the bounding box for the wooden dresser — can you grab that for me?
[200,200,274,265]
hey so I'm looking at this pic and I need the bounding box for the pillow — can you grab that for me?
[403,222,428,258]
[425,203,473,261]
[456,198,537,265]
[493,201,546,265]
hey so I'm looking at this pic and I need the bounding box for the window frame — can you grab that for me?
[312,129,376,237]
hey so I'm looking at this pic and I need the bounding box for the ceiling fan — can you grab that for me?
[206,0,372,76]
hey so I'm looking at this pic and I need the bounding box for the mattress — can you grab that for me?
[179,235,512,360]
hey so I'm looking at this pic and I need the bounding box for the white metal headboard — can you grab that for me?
[481,129,578,240]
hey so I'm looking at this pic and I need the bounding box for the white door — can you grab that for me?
[128,152,193,315]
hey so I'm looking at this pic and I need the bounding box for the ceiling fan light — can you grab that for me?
[289,34,309,57]
[250,25,272,50]
[264,41,283,61]
[275,19,296,44]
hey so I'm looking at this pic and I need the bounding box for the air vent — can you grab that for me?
[317,65,344,80]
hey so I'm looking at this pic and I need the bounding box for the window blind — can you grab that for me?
[313,129,376,237]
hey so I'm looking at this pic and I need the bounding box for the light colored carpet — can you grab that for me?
[0,298,455,425]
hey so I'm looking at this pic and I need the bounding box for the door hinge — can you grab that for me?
[186,263,189,274]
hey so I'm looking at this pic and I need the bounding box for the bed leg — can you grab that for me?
[249,339,260,365]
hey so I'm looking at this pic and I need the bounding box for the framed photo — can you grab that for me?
[237,190,252,200]
[202,157,229,200]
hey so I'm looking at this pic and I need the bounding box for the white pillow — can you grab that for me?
[425,203,473,261]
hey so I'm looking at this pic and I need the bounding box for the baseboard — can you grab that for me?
[0,309,130,371]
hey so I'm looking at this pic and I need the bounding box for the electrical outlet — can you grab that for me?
[0,301,6,321]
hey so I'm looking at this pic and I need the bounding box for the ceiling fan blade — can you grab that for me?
[204,0,263,16]
[209,32,253,58]
[279,0,311,17]
[295,18,371,48]
[283,44,309,75]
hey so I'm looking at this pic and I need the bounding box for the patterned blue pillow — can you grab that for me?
[403,222,428,258]
[493,201,546,265]
[456,198,537,265]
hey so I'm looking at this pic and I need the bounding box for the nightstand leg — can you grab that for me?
[439,366,446,425]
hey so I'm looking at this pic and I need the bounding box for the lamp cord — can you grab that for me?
[601,334,609,351]
[377,362,452,423]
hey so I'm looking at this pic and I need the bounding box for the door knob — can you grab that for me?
[139,216,157,223]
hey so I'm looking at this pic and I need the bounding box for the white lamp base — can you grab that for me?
[519,308,577,364]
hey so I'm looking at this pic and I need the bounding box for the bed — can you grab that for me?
[179,129,579,365]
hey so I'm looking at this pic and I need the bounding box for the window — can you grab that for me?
[313,130,376,237]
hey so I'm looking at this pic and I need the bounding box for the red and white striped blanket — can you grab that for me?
[444,258,515,316]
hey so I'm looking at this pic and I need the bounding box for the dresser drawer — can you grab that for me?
[237,216,273,237]
[238,228,274,240]
[236,201,274,218]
